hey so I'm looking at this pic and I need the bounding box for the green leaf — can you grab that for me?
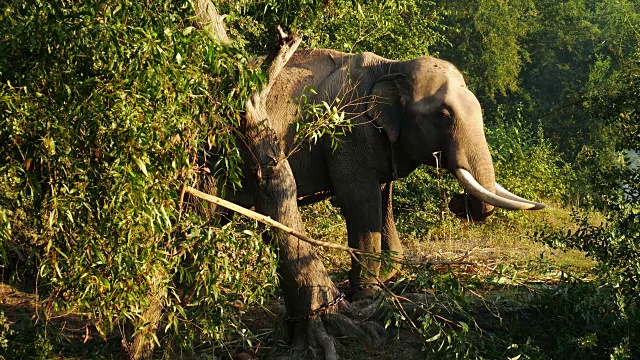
[133,157,148,177]
[425,332,441,343]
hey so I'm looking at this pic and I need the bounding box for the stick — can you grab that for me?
[183,186,474,267]
[185,186,364,253]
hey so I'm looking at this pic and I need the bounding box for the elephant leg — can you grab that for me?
[336,182,383,295]
[379,181,404,281]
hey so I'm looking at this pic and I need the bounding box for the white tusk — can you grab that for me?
[495,183,547,210]
[454,169,536,210]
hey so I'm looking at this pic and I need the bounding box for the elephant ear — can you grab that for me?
[366,73,408,144]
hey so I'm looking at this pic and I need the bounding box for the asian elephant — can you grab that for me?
[224,49,545,298]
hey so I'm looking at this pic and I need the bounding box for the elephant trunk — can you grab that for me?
[447,134,545,220]
[445,130,496,221]
[446,128,542,221]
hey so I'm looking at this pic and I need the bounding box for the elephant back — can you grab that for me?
[266,49,352,148]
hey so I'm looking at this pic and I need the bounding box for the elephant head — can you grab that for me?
[366,56,545,221]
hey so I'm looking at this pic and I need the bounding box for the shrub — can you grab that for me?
[486,104,574,203]
[0,311,11,359]
[536,48,640,358]
[0,0,275,353]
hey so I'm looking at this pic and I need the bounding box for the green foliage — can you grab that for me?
[292,87,356,153]
[299,0,448,59]
[383,259,639,359]
[225,0,449,60]
[536,166,640,356]
[393,166,459,238]
[0,0,276,353]
[438,0,538,99]
[571,48,640,206]
[437,1,639,198]
[514,1,639,171]
[534,47,640,359]
[1,0,638,356]
[163,221,278,351]
[399,269,477,358]
[486,105,574,202]
[521,0,639,107]
[472,0,537,98]
[496,280,639,359]
[0,312,10,359]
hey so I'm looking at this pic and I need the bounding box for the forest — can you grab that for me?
[0,0,639,359]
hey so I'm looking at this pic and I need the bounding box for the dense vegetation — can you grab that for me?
[1,0,638,358]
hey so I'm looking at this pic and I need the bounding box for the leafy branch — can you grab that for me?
[290,81,372,155]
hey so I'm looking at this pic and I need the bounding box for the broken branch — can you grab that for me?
[183,186,473,268]
[185,185,361,253]
[193,0,230,43]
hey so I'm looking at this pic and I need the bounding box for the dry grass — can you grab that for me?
[302,199,596,284]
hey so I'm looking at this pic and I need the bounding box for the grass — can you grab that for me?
[302,198,596,281]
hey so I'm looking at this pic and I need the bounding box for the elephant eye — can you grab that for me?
[440,108,453,122]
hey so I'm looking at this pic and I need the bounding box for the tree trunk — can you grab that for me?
[246,121,341,337]
[194,1,343,357]
[121,269,167,360]
[241,33,343,357]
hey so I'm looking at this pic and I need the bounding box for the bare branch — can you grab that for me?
[183,185,473,268]
[185,186,360,253]
[193,0,230,43]
[263,26,302,88]
[247,27,302,118]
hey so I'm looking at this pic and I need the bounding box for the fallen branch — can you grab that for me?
[185,185,362,254]
[183,185,473,268]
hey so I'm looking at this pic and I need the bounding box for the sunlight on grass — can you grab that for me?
[302,199,596,284]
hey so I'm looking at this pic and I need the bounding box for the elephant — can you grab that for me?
[222,49,545,298]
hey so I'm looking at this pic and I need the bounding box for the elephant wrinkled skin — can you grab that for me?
[224,49,545,297]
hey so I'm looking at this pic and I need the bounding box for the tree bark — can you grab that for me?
[245,121,340,332]
[242,31,342,355]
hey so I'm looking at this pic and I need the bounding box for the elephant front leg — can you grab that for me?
[338,183,384,299]
[380,181,404,282]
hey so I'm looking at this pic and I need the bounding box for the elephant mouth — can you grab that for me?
[448,193,494,221]
[450,168,546,220]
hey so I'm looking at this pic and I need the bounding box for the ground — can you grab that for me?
[210,201,598,359]
[0,201,601,359]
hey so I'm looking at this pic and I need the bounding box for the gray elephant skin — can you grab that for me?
[222,49,545,297]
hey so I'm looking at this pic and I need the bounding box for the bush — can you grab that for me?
[393,166,460,238]
[535,48,640,358]
[0,0,275,353]
[486,104,574,203]
[0,311,10,359]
